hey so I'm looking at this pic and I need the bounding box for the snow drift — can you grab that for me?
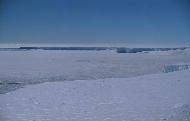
[0,70,190,121]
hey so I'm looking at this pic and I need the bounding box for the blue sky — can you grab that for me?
[0,0,189,45]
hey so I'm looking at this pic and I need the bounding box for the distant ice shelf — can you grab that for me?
[0,46,189,53]
[116,47,189,53]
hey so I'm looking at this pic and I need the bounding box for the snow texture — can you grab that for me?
[0,70,190,121]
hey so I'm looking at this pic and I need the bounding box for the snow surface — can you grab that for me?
[0,49,190,121]
[1,49,190,93]
[0,70,190,121]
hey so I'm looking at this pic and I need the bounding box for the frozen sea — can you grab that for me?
[1,48,190,93]
[0,47,190,121]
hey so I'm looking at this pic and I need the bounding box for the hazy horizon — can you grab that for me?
[0,43,190,48]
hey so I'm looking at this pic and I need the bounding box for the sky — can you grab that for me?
[0,0,190,46]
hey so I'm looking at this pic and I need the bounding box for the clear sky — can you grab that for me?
[0,0,190,45]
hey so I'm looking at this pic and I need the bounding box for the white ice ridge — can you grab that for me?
[0,70,190,121]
